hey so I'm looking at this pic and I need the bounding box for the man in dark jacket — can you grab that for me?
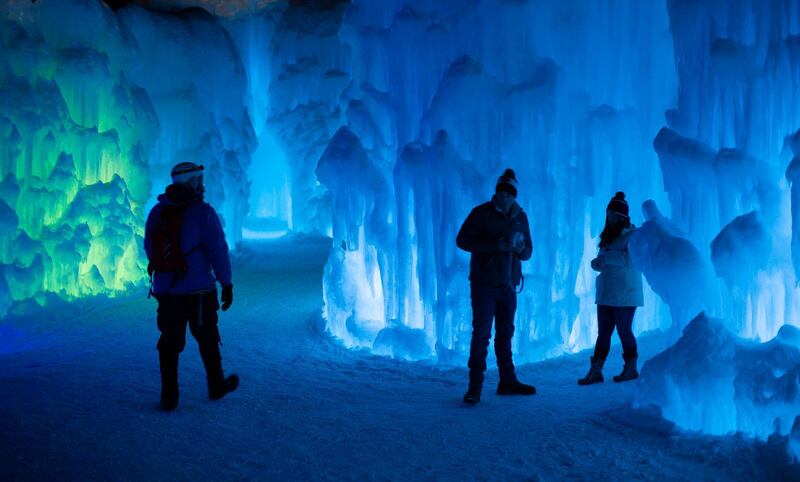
[144,162,238,411]
[456,168,535,404]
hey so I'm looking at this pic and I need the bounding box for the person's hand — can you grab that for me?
[221,284,233,311]
[590,257,603,271]
[511,233,525,253]
[498,239,514,252]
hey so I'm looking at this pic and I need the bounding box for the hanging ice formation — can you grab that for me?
[290,0,681,362]
[0,0,254,311]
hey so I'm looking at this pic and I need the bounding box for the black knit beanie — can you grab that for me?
[496,168,519,197]
[606,191,629,217]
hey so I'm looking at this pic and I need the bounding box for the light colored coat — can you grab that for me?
[591,226,644,307]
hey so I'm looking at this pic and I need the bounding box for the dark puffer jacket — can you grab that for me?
[456,197,533,289]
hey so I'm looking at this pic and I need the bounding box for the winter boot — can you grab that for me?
[463,384,482,404]
[209,374,240,401]
[200,342,239,400]
[613,356,639,382]
[496,379,536,396]
[159,351,179,411]
[578,356,605,386]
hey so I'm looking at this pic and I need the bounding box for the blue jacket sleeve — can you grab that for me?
[456,207,498,254]
[203,206,232,287]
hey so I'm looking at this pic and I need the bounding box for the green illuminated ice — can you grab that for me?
[0,3,157,306]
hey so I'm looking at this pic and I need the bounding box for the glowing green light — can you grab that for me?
[1,25,155,305]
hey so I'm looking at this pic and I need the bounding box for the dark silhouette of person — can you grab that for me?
[579,192,644,386]
[456,168,535,404]
[144,162,238,410]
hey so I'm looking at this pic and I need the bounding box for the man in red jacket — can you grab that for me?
[456,168,535,404]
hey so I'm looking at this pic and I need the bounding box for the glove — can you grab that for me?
[590,257,604,272]
[221,284,233,311]
[511,232,525,253]
[498,239,514,252]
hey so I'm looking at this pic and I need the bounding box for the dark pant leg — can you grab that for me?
[156,296,189,354]
[188,291,223,387]
[613,306,638,361]
[493,288,518,383]
[467,286,497,387]
[156,296,189,393]
[593,305,616,360]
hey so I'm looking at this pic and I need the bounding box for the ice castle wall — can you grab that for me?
[0,0,256,307]
[632,0,800,459]
[6,0,800,372]
[660,0,800,342]
[225,7,292,235]
[118,5,256,246]
[289,0,800,363]
[272,0,680,362]
[0,0,156,305]
[261,1,351,234]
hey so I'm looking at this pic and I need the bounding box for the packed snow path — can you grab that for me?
[0,237,789,480]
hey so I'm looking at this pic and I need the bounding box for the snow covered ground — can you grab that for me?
[0,236,796,481]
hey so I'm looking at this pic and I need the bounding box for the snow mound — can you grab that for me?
[636,312,800,460]
[372,323,433,360]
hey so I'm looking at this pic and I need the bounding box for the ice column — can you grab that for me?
[317,127,391,348]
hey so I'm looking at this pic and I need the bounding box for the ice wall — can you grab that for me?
[0,0,156,306]
[262,1,351,234]
[0,0,256,309]
[296,0,679,362]
[628,200,720,337]
[656,0,800,343]
[7,0,800,370]
[118,5,256,246]
[292,0,800,362]
[317,126,392,348]
[632,0,800,461]
[225,8,292,236]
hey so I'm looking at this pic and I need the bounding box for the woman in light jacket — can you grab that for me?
[579,192,644,385]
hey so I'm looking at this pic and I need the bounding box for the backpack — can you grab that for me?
[147,203,196,277]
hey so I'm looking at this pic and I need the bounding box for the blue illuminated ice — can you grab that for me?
[3,0,800,464]
[118,5,256,245]
[310,0,679,362]
[317,127,390,348]
[636,313,800,460]
[628,200,719,337]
